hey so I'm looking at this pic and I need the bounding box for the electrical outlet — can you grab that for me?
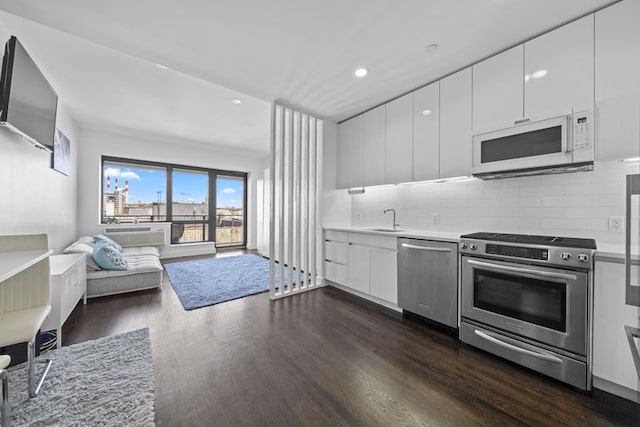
[432,213,440,225]
[608,216,624,232]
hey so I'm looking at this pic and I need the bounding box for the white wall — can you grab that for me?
[0,104,79,252]
[349,160,640,245]
[76,128,264,249]
[0,8,79,252]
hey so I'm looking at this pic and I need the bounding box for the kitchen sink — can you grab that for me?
[366,228,405,233]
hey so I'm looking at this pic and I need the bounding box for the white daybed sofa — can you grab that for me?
[63,230,165,298]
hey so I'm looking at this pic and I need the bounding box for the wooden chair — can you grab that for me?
[0,234,52,398]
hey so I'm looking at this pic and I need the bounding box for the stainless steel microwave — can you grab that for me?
[471,110,594,178]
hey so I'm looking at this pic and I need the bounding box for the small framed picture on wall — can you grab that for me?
[52,128,71,176]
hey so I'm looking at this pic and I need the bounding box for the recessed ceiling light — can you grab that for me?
[425,43,439,52]
[422,109,432,116]
[155,63,168,70]
[532,69,548,79]
[354,68,368,78]
[231,98,242,104]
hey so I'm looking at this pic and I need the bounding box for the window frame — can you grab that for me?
[101,156,248,247]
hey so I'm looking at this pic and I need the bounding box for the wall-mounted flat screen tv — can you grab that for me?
[0,35,57,151]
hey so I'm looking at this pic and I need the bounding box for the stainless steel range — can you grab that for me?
[459,232,596,390]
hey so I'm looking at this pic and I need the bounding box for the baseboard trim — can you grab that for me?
[593,376,640,403]
[160,243,216,259]
[326,282,402,313]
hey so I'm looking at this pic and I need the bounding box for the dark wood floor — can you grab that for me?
[62,249,639,426]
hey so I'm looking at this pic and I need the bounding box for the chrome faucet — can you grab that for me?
[383,208,400,229]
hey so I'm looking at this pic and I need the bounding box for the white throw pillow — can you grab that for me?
[63,241,101,271]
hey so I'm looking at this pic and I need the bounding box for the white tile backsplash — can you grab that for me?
[350,160,639,245]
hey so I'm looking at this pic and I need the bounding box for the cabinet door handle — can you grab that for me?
[401,243,451,253]
[514,117,531,125]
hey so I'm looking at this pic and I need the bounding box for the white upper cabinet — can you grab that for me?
[413,82,440,181]
[362,105,386,186]
[473,45,524,130]
[524,14,594,117]
[336,115,363,189]
[440,67,472,178]
[385,93,413,184]
[595,0,640,161]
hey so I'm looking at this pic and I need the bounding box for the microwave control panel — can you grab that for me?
[572,109,594,162]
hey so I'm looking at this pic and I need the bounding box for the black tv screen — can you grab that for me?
[0,36,57,150]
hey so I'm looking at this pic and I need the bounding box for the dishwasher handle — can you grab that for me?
[401,243,451,253]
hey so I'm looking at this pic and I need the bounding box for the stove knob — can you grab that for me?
[560,252,572,261]
[469,244,478,250]
[460,242,468,250]
[577,254,589,263]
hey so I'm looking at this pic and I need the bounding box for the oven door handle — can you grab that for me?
[401,243,451,253]
[467,259,577,281]
[474,330,563,364]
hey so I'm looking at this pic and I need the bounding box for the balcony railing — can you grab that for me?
[103,214,243,246]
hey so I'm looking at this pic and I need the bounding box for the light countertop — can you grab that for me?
[594,243,640,263]
[324,226,639,262]
[323,226,470,243]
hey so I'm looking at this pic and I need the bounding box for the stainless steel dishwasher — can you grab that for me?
[398,238,458,328]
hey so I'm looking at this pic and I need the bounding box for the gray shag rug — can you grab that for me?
[7,328,155,426]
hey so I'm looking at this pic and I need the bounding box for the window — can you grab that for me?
[102,160,167,223]
[171,169,209,244]
[101,157,247,247]
[216,175,245,246]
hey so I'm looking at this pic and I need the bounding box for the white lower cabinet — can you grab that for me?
[324,230,348,285]
[324,230,398,305]
[347,243,370,294]
[593,258,640,398]
[369,248,397,304]
[346,233,397,304]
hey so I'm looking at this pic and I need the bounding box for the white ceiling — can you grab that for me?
[0,0,619,155]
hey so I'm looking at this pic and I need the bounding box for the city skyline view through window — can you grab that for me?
[101,158,246,246]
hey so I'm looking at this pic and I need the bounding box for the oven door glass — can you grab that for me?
[474,269,566,332]
[461,257,588,355]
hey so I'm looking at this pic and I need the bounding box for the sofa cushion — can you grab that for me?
[63,241,101,271]
[122,246,160,258]
[88,252,162,279]
[94,233,123,252]
[93,242,128,271]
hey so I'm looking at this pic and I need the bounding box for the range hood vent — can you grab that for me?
[473,162,594,180]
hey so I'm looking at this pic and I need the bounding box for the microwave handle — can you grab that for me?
[563,114,572,153]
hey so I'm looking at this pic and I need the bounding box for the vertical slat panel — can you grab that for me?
[287,109,294,292]
[316,120,324,283]
[302,114,310,288]
[269,104,276,297]
[309,117,317,287]
[296,112,303,289]
[278,107,286,296]
[269,103,323,299]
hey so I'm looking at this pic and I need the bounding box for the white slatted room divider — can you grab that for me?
[269,103,323,299]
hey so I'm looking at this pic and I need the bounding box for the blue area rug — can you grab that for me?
[164,254,290,310]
